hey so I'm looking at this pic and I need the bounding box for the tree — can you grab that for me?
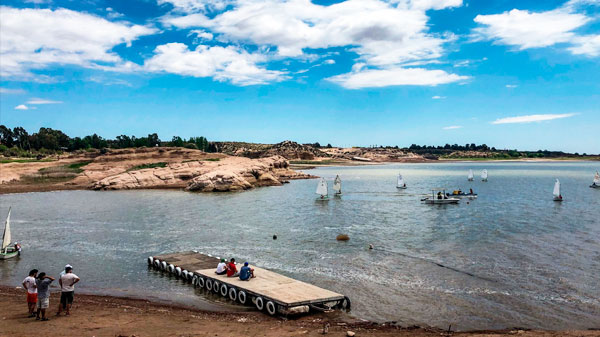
[171,136,184,147]
[12,127,30,150]
[115,135,133,148]
[147,133,160,147]
[0,125,14,147]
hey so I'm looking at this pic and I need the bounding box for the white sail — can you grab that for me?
[594,171,600,184]
[553,179,561,198]
[333,175,342,193]
[481,169,488,180]
[2,208,11,251]
[468,169,474,180]
[397,174,405,187]
[316,178,328,196]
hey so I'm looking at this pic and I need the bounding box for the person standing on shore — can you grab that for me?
[35,272,55,321]
[22,269,38,317]
[57,266,79,316]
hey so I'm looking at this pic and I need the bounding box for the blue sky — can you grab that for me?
[0,0,599,153]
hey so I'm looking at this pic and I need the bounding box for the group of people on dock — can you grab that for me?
[215,258,255,280]
[21,264,80,321]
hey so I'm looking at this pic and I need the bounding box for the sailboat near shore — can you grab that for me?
[316,178,329,200]
[333,175,342,195]
[481,169,488,182]
[1,207,19,260]
[591,171,600,188]
[396,174,407,189]
[553,179,563,202]
[468,169,474,181]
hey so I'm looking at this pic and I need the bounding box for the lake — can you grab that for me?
[1,161,599,330]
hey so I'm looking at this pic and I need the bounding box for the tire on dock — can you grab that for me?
[254,296,264,311]
[212,280,220,293]
[206,279,213,291]
[160,261,167,271]
[147,257,154,266]
[238,290,247,304]
[187,272,194,283]
[197,277,205,289]
[192,275,198,286]
[168,264,175,274]
[153,259,161,269]
[220,283,228,297]
[175,267,182,277]
[182,270,188,280]
[266,301,277,316]
[228,287,237,301]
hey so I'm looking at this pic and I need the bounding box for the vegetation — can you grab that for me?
[0,125,215,158]
[127,162,167,171]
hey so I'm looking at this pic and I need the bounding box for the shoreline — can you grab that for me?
[2,285,597,336]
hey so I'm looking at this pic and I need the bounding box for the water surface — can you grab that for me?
[1,161,599,330]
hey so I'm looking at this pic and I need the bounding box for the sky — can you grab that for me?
[0,0,599,153]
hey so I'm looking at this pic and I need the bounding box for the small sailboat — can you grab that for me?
[1,207,19,260]
[333,175,342,195]
[468,169,474,181]
[481,169,488,182]
[397,174,407,189]
[591,171,600,188]
[316,177,329,200]
[553,179,563,201]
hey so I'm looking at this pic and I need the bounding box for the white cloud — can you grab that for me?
[26,98,63,104]
[505,84,518,88]
[189,29,214,40]
[327,67,468,89]
[0,7,156,79]
[14,104,29,110]
[158,0,233,12]
[442,125,462,129]
[144,43,286,85]
[492,113,576,124]
[161,0,467,87]
[472,3,599,57]
[0,88,25,94]
[432,95,446,99]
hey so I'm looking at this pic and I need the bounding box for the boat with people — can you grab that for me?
[1,207,21,260]
[333,175,342,195]
[481,169,488,182]
[397,173,407,189]
[316,177,329,200]
[446,188,478,199]
[468,169,474,181]
[591,171,600,188]
[553,179,563,201]
[422,189,460,204]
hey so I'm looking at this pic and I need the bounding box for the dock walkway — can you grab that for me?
[148,251,349,316]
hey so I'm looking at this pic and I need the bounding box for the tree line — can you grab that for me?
[0,125,215,156]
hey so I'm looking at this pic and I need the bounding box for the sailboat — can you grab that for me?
[333,175,342,195]
[591,171,600,188]
[316,177,329,200]
[481,169,488,182]
[396,174,407,189]
[468,169,474,181]
[1,207,19,260]
[553,179,563,201]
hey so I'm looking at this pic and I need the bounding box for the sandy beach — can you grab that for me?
[2,286,597,337]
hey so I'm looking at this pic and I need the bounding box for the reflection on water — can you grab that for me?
[1,161,599,330]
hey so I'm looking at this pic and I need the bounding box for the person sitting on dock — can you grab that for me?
[215,259,227,275]
[239,262,255,281]
[226,258,238,277]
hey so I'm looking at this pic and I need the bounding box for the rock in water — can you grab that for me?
[336,234,350,241]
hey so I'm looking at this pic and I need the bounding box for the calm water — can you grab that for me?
[1,162,599,330]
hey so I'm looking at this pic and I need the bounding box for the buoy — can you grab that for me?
[336,234,350,241]
[369,244,374,250]
[273,234,278,240]
[266,301,277,316]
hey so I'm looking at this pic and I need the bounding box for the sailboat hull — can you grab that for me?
[396,186,407,189]
[553,197,563,202]
[590,184,600,189]
[0,251,18,260]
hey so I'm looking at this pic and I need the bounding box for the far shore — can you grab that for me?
[2,285,597,337]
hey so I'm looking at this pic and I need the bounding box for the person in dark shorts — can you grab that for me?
[57,266,79,316]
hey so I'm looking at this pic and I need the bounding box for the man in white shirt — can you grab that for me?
[22,269,38,317]
[215,258,227,275]
[57,266,80,316]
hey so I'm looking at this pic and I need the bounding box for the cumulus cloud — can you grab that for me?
[144,43,286,85]
[161,0,466,88]
[442,125,462,129]
[472,2,599,57]
[0,88,25,94]
[0,6,156,79]
[327,67,468,89]
[492,113,576,124]
[14,104,29,110]
[27,98,63,104]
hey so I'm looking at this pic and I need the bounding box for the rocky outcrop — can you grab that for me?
[91,155,313,192]
[211,140,328,160]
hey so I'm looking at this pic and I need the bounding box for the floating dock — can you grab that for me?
[147,251,350,316]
